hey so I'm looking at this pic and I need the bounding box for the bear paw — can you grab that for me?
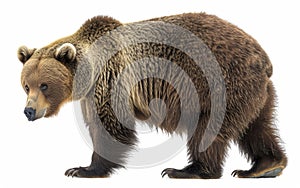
[231,166,283,178]
[161,168,201,179]
[65,166,109,178]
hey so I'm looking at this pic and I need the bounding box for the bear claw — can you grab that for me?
[65,166,109,178]
[161,168,175,178]
[231,170,241,177]
[65,167,84,177]
[231,167,283,178]
[161,168,201,179]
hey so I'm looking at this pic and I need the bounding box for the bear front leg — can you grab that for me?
[64,124,136,178]
[65,151,122,178]
[65,121,136,178]
[65,98,137,178]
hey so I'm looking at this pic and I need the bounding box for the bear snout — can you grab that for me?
[24,107,36,121]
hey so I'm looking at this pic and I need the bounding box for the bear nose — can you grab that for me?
[24,107,36,121]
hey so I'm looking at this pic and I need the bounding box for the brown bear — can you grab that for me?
[18,13,287,179]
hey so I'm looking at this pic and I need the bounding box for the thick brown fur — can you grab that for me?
[18,13,287,178]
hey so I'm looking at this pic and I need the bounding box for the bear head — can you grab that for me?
[18,43,77,121]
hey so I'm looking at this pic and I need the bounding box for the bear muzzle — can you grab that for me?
[24,107,47,121]
[24,92,49,121]
[24,107,36,121]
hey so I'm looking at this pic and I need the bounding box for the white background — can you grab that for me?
[0,0,299,187]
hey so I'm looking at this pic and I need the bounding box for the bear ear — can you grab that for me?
[55,43,77,63]
[17,46,36,64]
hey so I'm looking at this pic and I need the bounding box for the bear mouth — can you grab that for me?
[34,108,47,121]
[40,109,47,118]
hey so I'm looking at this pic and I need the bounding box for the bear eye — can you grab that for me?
[24,85,30,93]
[40,83,48,91]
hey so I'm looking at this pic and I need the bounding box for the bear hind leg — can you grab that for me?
[233,82,287,178]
